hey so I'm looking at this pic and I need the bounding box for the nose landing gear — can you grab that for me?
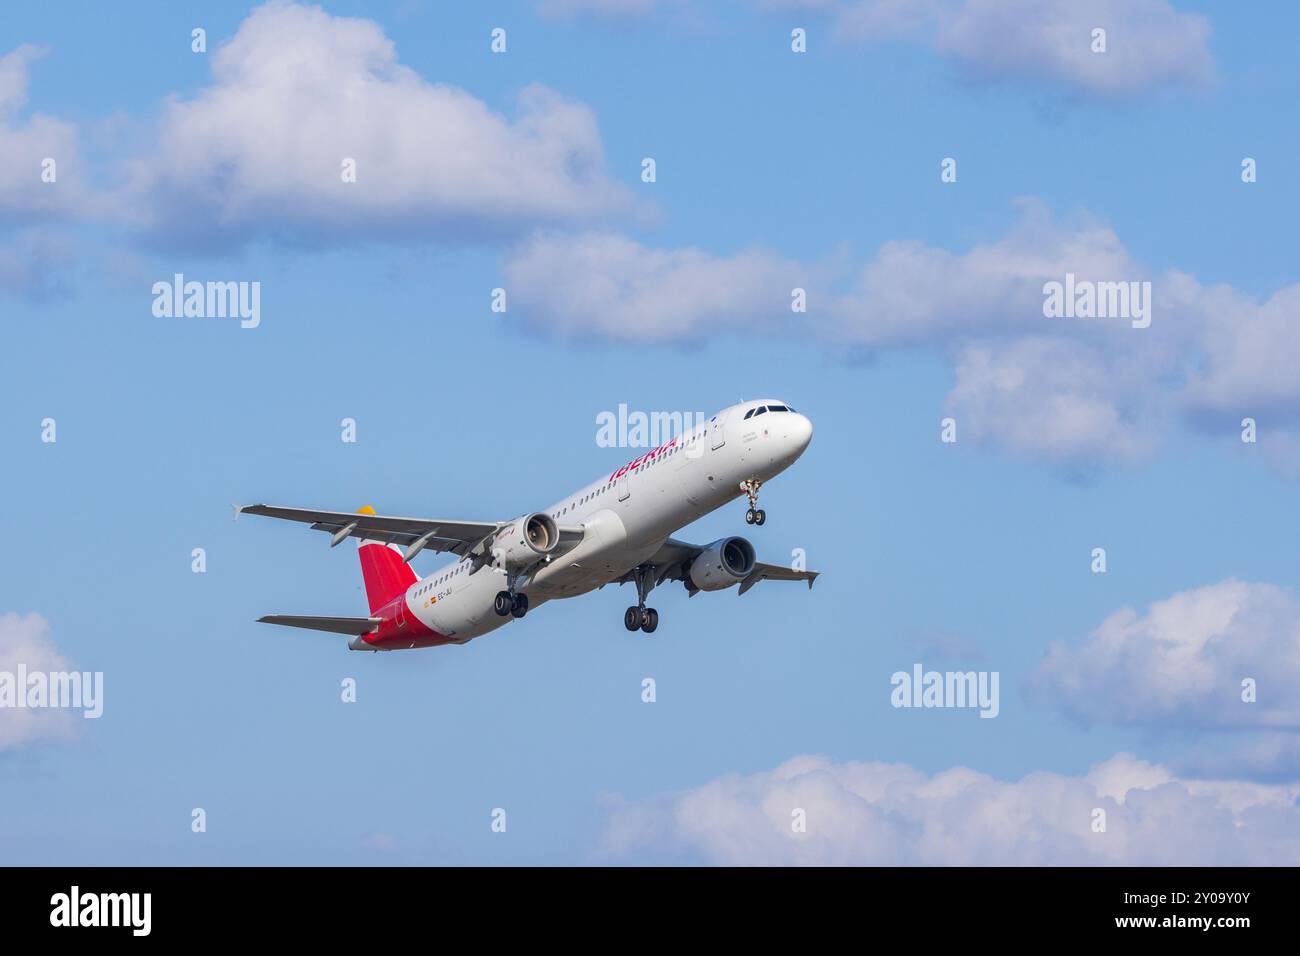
[740,479,766,525]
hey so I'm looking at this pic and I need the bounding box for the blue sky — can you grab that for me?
[3,1,1300,864]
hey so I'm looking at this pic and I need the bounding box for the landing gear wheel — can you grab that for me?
[494,591,513,617]
[624,606,644,631]
[510,593,529,619]
[641,608,659,633]
[740,479,765,525]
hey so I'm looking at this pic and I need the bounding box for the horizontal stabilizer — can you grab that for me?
[257,615,381,636]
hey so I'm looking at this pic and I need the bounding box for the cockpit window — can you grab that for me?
[743,408,754,420]
[768,404,789,412]
[753,406,767,416]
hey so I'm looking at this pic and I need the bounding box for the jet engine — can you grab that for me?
[687,536,756,591]
[492,512,561,569]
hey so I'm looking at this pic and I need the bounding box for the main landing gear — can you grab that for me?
[494,590,529,618]
[624,565,660,634]
[624,606,658,633]
[740,478,766,525]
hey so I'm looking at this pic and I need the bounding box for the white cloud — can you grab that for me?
[0,612,77,751]
[505,231,804,343]
[945,336,1161,464]
[823,202,1222,463]
[0,43,39,115]
[0,45,105,300]
[1029,579,1300,732]
[118,1,632,248]
[1183,281,1300,419]
[511,204,1142,354]
[937,0,1214,97]
[776,0,1214,98]
[599,751,1300,864]
[0,45,86,222]
[826,201,1148,347]
[545,0,1214,98]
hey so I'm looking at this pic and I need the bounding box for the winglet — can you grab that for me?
[356,505,377,515]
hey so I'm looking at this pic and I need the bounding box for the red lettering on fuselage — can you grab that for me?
[609,436,678,483]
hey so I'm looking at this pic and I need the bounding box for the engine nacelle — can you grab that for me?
[687,536,756,591]
[493,512,560,569]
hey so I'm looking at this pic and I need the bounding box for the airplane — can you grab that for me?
[240,400,818,651]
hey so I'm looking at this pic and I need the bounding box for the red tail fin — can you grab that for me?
[354,505,418,614]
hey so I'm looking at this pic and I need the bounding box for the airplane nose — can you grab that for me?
[786,413,813,458]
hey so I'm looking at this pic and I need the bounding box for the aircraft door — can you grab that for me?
[710,412,727,450]
[617,473,630,501]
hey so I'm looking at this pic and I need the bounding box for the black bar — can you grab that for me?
[0,866,1284,941]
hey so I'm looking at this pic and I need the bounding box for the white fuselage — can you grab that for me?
[403,401,812,642]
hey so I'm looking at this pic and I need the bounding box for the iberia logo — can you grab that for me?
[608,436,680,483]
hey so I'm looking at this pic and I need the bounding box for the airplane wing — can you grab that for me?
[735,562,819,595]
[617,537,820,595]
[258,615,381,635]
[239,503,583,561]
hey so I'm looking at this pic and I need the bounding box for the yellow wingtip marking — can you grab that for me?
[356,505,376,515]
